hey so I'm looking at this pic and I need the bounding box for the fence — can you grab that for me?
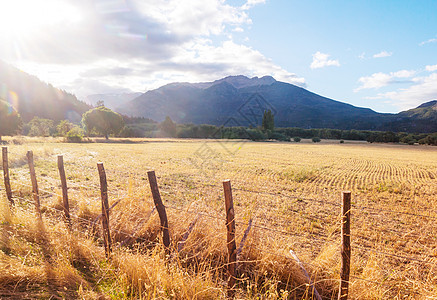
[1,146,436,299]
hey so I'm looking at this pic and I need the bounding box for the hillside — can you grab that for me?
[84,92,142,111]
[0,60,90,122]
[117,76,437,133]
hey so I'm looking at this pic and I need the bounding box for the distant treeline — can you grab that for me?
[121,122,437,146]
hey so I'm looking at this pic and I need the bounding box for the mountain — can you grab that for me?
[378,100,437,133]
[118,75,436,132]
[85,92,142,111]
[0,60,90,122]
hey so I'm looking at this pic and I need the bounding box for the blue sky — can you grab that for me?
[1,0,437,113]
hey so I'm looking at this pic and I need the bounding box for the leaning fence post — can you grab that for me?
[223,179,237,298]
[338,191,351,300]
[97,163,112,258]
[147,170,170,253]
[2,147,14,206]
[57,155,71,228]
[27,151,41,218]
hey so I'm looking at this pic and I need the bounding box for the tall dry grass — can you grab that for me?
[1,137,436,299]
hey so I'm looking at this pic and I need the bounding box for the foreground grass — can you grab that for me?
[1,137,437,299]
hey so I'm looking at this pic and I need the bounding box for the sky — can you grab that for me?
[1,0,437,113]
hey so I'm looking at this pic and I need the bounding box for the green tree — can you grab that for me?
[160,116,177,137]
[0,99,22,142]
[28,117,54,137]
[57,120,75,137]
[81,106,124,139]
[262,110,274,131]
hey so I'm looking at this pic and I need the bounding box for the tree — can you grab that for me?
[81,106,124,139]
[0,99,22,142]
[28,117,55,136]
[160,116,177,137]
[262,110,274,131]
[57,120,75,137]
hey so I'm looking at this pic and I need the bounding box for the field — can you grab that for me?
[1,137,437,299]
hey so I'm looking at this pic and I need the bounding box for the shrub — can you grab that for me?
[340,140,345,143]
[66,127,84,142]
[293,137,301,142]
[312,137,321,143]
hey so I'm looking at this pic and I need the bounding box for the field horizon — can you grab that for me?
[1,137,437,299]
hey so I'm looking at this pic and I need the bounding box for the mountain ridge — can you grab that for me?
[117,75,436,132]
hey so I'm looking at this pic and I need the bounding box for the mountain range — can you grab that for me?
[1,60,436,133]
[117,75,437,133]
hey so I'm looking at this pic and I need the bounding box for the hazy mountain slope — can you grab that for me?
[85,92,142,111]
[0,60,90,122]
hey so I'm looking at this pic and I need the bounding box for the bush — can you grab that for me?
[340,140,345,143]
[66,127,84,142]
[293,137,301,142]
[312,137,321,143]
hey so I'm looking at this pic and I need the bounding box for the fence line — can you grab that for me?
[1,147,436,299]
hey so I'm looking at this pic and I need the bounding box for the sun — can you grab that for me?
[0,0,81,38]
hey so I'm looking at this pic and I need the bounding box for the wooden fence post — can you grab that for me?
[147,170,170,253]
[338,191,351,300]
[97,163,112,258]
[57,155,71,228]
[2,147,14,206]
[223,179,237,298]
[27,151,41,218]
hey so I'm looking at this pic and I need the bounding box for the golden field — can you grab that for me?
[1,137,437,299]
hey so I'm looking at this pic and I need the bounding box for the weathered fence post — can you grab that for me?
[27,151,41,218]
[97,163,112,258]
[147,170,170,253]
[57,155,71,228]
[2,147,14,205]
[338,191,351,300]
[223,179,237,298]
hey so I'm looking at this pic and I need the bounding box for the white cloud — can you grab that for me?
[242,0,267,10]
[355,70,416,91]
[371,73,437,110]
[420,37,437,46]
[373,51,392,58]
[425,64,437,72]
[310,51,340,69]
[1,0,306,98]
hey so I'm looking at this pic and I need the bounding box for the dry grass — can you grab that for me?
[1,137,437,299]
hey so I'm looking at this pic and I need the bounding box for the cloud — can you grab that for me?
[242,0,267,10]
[355,70,416,91]
[1,0,306,98]
[310,52,340,69]
[373,51,392,58]
[371,73,437,110]
[420,37,437,46]
[425,64,437,72]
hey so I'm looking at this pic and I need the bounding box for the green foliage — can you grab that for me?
[312,137,321,143]
[82,106,125,139]
[28,117,54,137]
[246,129,267,141]
[57,120,75,137]
[293,137,301,142]
[66,127,84,142]
[0,99,22,140]
[262,110,274,131]
[160,116,177,137]
[340,140,345,143]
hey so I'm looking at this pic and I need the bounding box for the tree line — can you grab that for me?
[1,99,436,146]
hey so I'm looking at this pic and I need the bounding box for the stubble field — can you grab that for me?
[1,137,437,299]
